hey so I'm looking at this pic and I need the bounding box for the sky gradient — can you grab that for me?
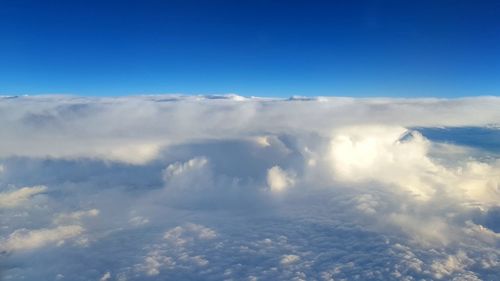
[1,0,499,97]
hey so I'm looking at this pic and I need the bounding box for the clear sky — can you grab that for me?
[1,0,499,97]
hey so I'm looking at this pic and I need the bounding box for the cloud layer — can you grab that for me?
[0,95,499,280]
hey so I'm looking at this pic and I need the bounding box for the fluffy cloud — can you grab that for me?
[0,95,499,280]
[328,125,500,205]
[267,166,295,193]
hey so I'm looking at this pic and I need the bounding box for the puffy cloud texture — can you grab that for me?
[0,95,499,280]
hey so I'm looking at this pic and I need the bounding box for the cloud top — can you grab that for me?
[1,95,500,164]
[0,95,499,280]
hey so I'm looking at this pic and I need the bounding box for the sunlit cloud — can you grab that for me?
[0,96,499,280]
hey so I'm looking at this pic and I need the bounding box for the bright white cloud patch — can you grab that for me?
[163,157,209,181]
[0,185,47,208]
[0,95,499,280]
[329,126,439,199]
[0,225,84,252]
[280,254,300,265]
[329,126,500,204]
[267,166,295,193]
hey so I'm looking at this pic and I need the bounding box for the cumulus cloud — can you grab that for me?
[328,125,500,204]
[329,126,440,199]
[1,95,500,280]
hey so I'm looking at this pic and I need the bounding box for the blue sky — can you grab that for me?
[1,0,499,97]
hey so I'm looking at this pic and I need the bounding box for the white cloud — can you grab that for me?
[163,223,217,245]
[136,250,174,276]
[134,223,217,277]
[1,96,500,164]
[1,96,500,280]
[53,209,99,225]
[161,157,214,200]
[354,194,379,214]
[328,125,500,204]
[99,271,111,281]
[280,254,300,265]
[163,157,208,181]
[431,251,474,279]
[389,213,451,246]
[328,126,438,199]
[0,185,47,208]
[267,166,295,193]
[184,223,217,240]
[0,225,84,252]
[129,215,149,226]
[254,135,272,147]
[103,142,162,164]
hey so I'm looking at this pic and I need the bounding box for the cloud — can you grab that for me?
[1,96,500,164]
[53,209,100,225]
[328,126,439,199]
[135,223,217,277]
[389,213,451,246]
[103,142,162,164]
[99,271,111,281]
[163,157,209,183]
[267,166,295,193]
[0,225,84,252]
[1,96,500,280]
[280,254,300,265]
[129,215,150,226]
[430,251,474,279]
[136,250,175,276]
[163,223,217,245]
[327,125,500,204]
[0,185,47,208]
